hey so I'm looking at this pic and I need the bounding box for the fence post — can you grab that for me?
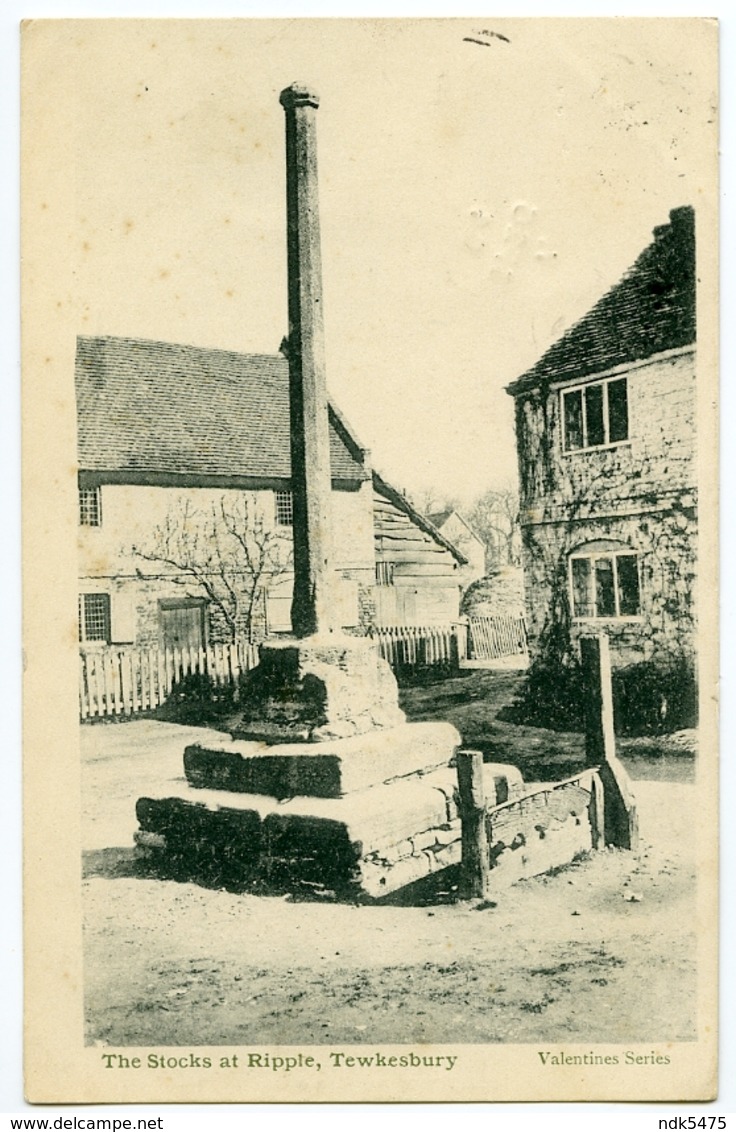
[449,626,459,671]
[457,619,468,662]
[580,633,616,767]
[79,656,88,720]
[456,749,491,900]
[579,633,639,851]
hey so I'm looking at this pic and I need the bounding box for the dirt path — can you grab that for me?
[81,720,697,1047]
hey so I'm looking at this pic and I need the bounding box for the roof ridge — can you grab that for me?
[77,333,286,366]
[506,206,695,396]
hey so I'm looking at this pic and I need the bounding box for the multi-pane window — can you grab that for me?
[275,490,293,526]
[79,486,102,526]
[375,561,395,587]
[570,551,640,619]
[562,377,629,452]
[78,593,111,643]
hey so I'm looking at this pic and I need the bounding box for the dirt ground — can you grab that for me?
[82,675,698,1047]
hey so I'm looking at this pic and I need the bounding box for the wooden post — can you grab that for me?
[456,749,491,900]
[580,632,616,768]
[449,627,459,672]
[579,633,639,851]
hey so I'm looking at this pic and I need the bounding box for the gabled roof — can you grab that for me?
[507,206,696,397]
[427,509,453,528]
[373,474,468,566]
[428,509,483,545]
[75,335,368,485]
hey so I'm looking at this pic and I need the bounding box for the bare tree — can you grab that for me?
[410,485,461,520]
[133,493,293,643]
[468,484,521,569]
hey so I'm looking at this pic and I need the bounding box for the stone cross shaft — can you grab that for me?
[280,83,335,638]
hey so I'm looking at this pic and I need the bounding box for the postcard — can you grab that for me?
[22,17,719,1103]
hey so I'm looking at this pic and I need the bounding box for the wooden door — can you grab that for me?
[159,601,205,650]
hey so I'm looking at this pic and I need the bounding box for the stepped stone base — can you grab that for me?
[134,752,531,899]
[135,768,458,898]
[231,634,406,743]
[184,722,461,799]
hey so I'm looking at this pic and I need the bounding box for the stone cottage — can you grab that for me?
[76,334,465,648]
[506,206,697,678]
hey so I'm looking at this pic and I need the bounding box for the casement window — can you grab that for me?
[375,561,395,587]
[78,593,111,643]
[569,547,640,619]
[562,376,629,452]
[274,490,293,527]
[570,548,640,619]
[79,485,102,526]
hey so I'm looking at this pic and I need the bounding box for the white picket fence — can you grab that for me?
[79,616,528,719]
[369,622,468,678]
[79,640,260,721]
[467,614,528,661]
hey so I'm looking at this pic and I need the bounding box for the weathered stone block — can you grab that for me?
[430,777,460,823]
[231,633,406,743]
[410,829,439,853]
[431,824,461,848]
[483,762,525,805]
[184,721,460,799]
[135,764,463,897]
[257,769,459,894]
[359,852,435,898]
[432,840,462,870]
[135,793,264,881]
[263,769,456,855]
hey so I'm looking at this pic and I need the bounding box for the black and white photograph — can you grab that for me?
[20,16,719,1105]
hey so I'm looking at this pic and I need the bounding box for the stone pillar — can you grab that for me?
[280,83,335,638]
[229,85,406,744]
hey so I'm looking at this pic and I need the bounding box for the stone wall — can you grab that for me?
[513,348,697,668]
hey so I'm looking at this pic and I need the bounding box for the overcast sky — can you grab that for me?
[45,18,715,505]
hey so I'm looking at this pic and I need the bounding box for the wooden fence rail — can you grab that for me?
[467,614,528,661]
[79,640,260,721]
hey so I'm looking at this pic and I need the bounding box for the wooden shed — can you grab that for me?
[372,473,467,626]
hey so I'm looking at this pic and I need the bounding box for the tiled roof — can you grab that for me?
[507,206,696,396]
[75,336,367,483]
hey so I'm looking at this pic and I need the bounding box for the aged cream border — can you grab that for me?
[20,16,719,1106]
